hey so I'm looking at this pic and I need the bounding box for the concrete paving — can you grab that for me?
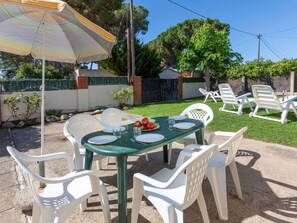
[0,119,297,223]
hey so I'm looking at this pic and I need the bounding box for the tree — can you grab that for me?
[148,19,229,68]
[101,38,163,78]
[15,62,73,79]
[178,23,242,89]
[66,1,149,39]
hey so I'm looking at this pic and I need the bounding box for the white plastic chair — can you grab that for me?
[100,107,137,128]
[64,113,106,170]
[131,144,217,223]
[199,88,221,103]
[168,103,214,164]
[250,85,297,124]
[218,83,254,115]
[186,126,247,220]
[7,146,111,223]
[100,108,149,162]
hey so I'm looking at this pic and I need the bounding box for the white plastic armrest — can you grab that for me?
[281,97,296,104]
[208,131,236,144]
[134,173,169,189]
[237,92,251,99]
[175,149,197,168]
[39,170,95,184]
[26,152,75,171]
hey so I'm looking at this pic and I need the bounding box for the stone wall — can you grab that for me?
[217,72,296,95]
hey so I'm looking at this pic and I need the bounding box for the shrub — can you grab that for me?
[111,88,133,108]
[45,108,63,117]
[4,93,41,123]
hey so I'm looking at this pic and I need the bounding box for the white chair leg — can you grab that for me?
[206,167,228,220]
[145,153,149,162]
[197,192,210,223]
[131,180,144,223]
[98,180,111,223]
[32,202,41,223]
[155,203,176,223]
[96,160,102,170]
[175,207,184,223]
[79,200,87,212]
[237,104,243,115]
[229,161,242,199]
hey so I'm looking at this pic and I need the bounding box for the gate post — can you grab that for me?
[178,76,183,100]
[290,71,295,95]
[133,76,142,105]
[76,76,89,112]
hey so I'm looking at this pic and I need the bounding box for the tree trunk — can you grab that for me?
[205,65,210,90]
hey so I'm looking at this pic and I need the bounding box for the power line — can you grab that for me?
[265,35,297,39]
[261,37,288,58]
[260,38,282,60]
[167,0,257,37]
[232,37,255,47]
[263,26,297,36]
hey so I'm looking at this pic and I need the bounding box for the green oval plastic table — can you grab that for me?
[82,116,204,223]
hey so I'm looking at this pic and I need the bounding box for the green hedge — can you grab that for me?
[182,77,205,83]
[88,76,128,85]
[0,79,76,92]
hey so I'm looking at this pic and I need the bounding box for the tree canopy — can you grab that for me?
[148,18,230,68]
[101,38,163,78]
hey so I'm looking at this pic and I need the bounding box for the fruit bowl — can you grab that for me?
[141,123,160,132]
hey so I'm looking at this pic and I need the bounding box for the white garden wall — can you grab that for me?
[0,81,202,122]
[0,85,133,122]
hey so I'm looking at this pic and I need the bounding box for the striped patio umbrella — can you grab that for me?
[0,0,116,157]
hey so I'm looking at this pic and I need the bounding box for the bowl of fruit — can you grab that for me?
[134,117,160,131]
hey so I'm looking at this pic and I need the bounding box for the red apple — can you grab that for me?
[134,121,142,127]
[142,117,149,126]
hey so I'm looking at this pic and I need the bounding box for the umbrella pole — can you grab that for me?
[39,21,46,186]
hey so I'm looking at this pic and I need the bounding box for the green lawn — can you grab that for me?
[127,97,297,147]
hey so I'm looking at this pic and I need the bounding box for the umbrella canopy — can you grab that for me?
[0,0,116,63]
[0,0,117,157]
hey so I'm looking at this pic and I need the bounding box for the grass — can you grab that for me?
[127,97,297,147]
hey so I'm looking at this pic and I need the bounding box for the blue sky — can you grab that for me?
[130,0,297,62]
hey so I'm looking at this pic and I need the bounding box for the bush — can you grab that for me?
[4,93,41,123]
[111,88,133,108]
[46,109,63,117]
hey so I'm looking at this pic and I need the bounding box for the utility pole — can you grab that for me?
[130,0,136,80]
[257,33,261,62]
[126,28,132,84]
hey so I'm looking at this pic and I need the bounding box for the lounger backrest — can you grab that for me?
[252,85,282,110]
[218,83,238,105]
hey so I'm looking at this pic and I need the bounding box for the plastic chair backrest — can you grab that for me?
[220,127,247,166]
[7,146,45,205]
[100,108,136,127]
[64,113,104,148]
[199,88,208,96]
[219,83,238,105]
[175,145,216,208]
[181,103,214,127]
[252,85,282,110]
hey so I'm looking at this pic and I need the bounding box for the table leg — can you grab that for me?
[163,144,168,163]
[117,156,128,223]
[84,150,93,170]
[195,127,205,145]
